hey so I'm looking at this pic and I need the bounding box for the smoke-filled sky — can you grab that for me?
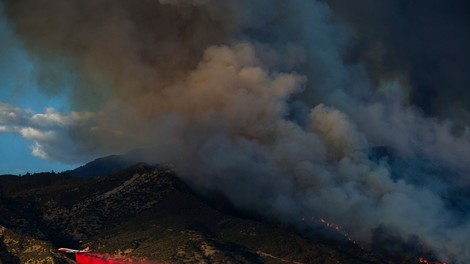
[1,0,470,262]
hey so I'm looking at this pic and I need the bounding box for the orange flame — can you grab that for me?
[305,217,450,264]
[318,217,355,243]
[419,256,447,264]
[302,216,357,244]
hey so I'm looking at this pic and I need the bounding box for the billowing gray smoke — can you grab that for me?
[1,0,470,262]
[324,0,470,122]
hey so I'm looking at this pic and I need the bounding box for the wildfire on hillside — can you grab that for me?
[419,256,447,264]
[302,216,450,264]
[2,0,470,263]
[300,216,357,244]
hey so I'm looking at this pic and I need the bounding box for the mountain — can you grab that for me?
[66,150,147,178]
[0,160,417,263]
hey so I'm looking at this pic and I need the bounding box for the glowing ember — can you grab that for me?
[419,256,447,264]
[316,217,356,244]
[304,217,450,264]
[301,216,357,244]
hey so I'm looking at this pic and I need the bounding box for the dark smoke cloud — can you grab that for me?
[3,0,239,111]
[1,0,470,262]
[323,0,470,123]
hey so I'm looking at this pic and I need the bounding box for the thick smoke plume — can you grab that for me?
[324,0,470,122]
[1,0,470,262]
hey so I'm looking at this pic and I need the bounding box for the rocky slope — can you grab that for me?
[0,162,417,263]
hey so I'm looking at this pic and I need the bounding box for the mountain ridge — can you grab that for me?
[0,157,421,263]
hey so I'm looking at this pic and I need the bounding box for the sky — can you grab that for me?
[1,1,470,262]
[0,7,75,174]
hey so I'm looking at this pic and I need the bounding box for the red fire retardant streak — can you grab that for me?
[75,253,166,264]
